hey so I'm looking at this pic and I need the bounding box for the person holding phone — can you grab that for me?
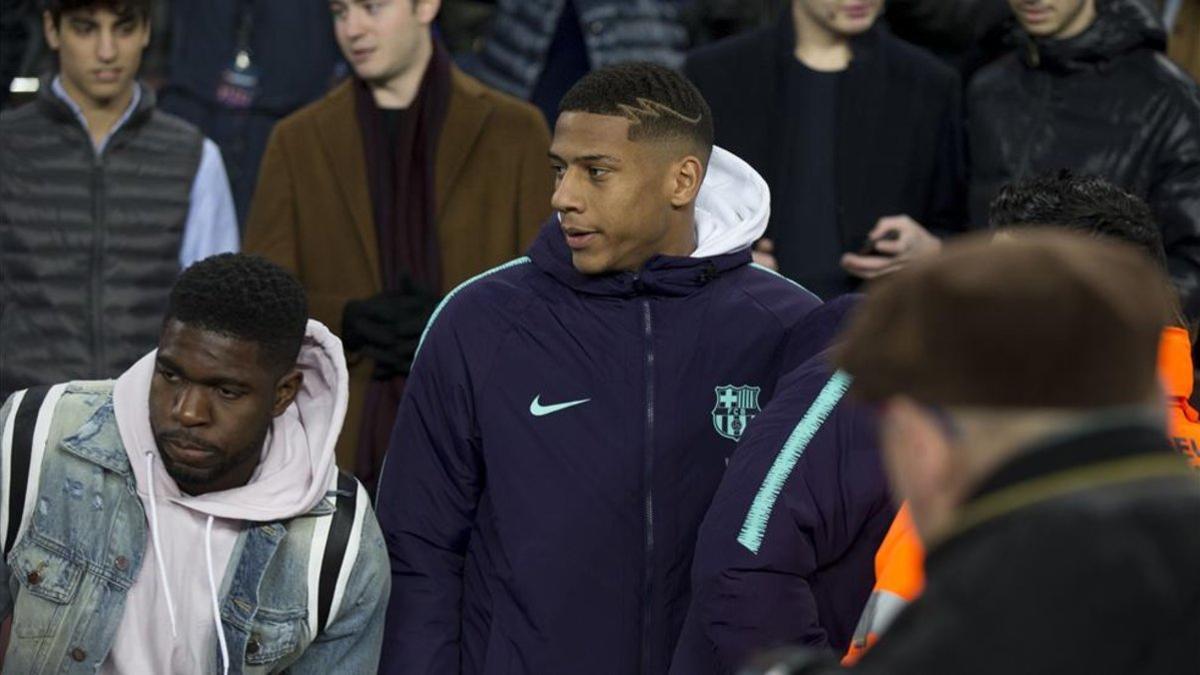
[686,0,967,298]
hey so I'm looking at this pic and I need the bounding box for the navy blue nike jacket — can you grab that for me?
[670,332,895,674]
[375,148,830,675]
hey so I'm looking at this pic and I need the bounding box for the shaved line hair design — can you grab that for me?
[559,62,715,162]
[616,97,704,127]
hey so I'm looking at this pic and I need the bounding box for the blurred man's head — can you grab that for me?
[989,171,1186,327]
[552,62,713,274]
[42,0,152,109]
[835,232,1172,543]
[792,0,883,38]
[1008,0,1097,39]
[329,0,439,89]
[150,254,308,496]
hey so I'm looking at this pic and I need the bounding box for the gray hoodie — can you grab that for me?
[108,320,347,673]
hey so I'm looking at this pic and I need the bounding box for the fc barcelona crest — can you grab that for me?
[712,385,762,441]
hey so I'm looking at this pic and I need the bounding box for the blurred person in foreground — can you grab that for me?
[0,254,387,672]
[844,171,1200,667]
[968,0,1200,317]
[244,0,552,486]
[747,231,1200,675]
[0,0,238,400]
[686,0,966,300]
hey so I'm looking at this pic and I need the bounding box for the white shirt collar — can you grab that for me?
[51,75,143,154]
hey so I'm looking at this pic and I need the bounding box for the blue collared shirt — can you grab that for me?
[51,77,239,268]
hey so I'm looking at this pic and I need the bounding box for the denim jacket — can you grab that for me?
[0,382,389,674]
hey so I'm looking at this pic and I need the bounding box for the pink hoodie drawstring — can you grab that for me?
[145,452,230,674]
[205,515,230,675]
[144,451,178,639]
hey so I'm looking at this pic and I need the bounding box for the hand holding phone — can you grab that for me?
[858,229,902,256]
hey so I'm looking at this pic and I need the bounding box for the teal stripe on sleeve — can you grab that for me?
[737,370,853,554]
[414,256,532,360]
[748,262,821,303]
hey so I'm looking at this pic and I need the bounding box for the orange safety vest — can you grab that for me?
[1160,326,1200,469]
[843,327,1200,665]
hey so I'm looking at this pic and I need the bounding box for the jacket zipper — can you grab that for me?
[80,119,108,378]
[90,156,105,377]
[1015,67,1053,178]
[639,293,656,675]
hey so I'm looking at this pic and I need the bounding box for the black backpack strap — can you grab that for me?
[2,384,61,556]
[308,469,367,639]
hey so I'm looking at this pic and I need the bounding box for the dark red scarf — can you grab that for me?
[353,39,452,487]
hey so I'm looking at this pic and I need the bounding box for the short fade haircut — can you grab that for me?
[834,231,1172,409]
[43,0,152,24]
[164,254,308,376]
[559,62,714,162]
[988,171,1167,270]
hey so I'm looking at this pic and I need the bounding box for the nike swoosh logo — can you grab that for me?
[529,395,591,417]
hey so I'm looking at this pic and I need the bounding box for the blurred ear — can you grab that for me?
[667,155,704,208]
[880,396,955,539]
[414,0,442,24]
[271,370,303,417]
[43,11,61,50]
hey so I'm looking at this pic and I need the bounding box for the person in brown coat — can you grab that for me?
[244,0,553,488]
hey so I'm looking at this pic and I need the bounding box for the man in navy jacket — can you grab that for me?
[376,62,827,674]
[670,297,894,673]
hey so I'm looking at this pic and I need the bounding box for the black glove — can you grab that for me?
[342,277,440,379]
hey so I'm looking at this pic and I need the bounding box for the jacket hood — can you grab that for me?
[1018,0,1165,72]
[113,319,346,522]
[529,145,768,297]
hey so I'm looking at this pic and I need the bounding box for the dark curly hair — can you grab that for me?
[559,62,714,161]
[164,254,308,375]
[42,0,152,24]
[988,170,1167,270]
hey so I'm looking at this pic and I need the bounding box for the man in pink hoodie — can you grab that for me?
[0,253,388,673]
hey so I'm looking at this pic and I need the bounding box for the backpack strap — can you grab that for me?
[1,384,66,556]
[306,469,368,641]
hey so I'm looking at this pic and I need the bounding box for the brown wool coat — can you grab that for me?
[1169,0,1200,84]
[244,67,553,470]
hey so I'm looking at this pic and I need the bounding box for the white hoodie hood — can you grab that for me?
[691,145,771,258]
[106,320,347,674]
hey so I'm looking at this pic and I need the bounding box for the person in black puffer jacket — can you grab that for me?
[968,0,1200,317]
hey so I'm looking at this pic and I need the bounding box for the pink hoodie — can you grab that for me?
[107,320,347,674]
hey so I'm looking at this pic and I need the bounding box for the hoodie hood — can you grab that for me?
[1018,0,1166,72]
[692,145,771,257]
[530,145,770,297]
[113,319,346,521]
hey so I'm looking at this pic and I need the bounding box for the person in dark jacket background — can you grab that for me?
[827,232,1200,675]
[376,62,828,674]
[158,0,345,225]
[968,0,1200,316]
[0,0,34,106]
[685,0,967,300]
[464,0,690,124]
[670,296,894,674]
